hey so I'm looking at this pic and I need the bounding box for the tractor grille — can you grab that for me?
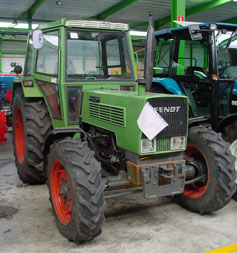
[147,97,187,137]
[89,102,125,127]
[157,137,171,152]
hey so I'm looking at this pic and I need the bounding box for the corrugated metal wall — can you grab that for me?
[1,41,26,72]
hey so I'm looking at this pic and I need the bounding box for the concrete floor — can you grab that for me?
[0,132,237,253]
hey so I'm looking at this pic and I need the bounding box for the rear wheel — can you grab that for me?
[47,138,106,243]
[176,126,236,214]
[222,120,237,143]
[230,140,237,200]
[222,121,237,200]
[12,88,52,184]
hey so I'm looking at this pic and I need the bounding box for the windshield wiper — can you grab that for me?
[85,76,97,80]
[96,65,121,69]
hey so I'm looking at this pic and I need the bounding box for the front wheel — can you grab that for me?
[175,126,236,214]
[47,138,106,243]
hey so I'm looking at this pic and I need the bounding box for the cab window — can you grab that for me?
[36,31,59,76]
[172,33,210,79]
[66,30,133,81]
[24,35,35,75]
[154,38,172,76]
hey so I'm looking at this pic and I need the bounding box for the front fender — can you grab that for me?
[43,128,83,175]
[152,77,183,95]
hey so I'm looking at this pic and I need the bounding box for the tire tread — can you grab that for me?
[13,88,52,184]
[176,125,237,214]
[47,138,106,243]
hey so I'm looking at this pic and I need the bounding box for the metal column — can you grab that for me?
[171,0,186,28]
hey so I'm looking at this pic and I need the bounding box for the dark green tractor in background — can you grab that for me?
[152,22,237,200]
[11,17,236,243]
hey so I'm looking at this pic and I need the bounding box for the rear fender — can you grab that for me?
[215,114,237,133]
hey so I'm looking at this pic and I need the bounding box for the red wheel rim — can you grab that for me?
[14,108,25,164]
[50,160,72,225]
[183,144,210,199]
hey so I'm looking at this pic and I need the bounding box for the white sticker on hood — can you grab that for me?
[137,102,168,140]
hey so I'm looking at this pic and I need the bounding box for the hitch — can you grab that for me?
[140,161,186,199]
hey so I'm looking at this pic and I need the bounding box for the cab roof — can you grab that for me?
[154,22,237,37]
[38,18,129,32]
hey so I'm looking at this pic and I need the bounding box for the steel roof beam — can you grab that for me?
[0,16,53,23]
[19,0,46,19]
[222,16,237,23]
[94,0,139,20]
[185,0,232,17]
[0,27,29,35]
[133,0,233,29]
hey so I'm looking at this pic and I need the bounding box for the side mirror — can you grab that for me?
[32,30,43,49]
[189,25,202,41]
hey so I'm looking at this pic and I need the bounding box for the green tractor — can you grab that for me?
[12,18,236,243]
[152,22,237,199]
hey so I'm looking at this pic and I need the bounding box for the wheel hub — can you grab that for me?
[186,159,206,181]
[60,180,70,201]
[50,160,72,225]
[183,144,210,199]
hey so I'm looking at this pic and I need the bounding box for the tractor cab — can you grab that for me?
[153,23,237,129]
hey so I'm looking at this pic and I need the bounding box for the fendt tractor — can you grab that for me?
[152,22,237,199]
[12,16,236,243]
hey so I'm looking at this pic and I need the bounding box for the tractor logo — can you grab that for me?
[154,106,181,113]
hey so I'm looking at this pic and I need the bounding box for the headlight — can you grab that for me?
[141,139,156,153]
[171,136,185,150]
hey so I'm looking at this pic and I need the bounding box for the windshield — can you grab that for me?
[215,29,237,79]
[66,29,133,81]
[154,32,210,79]
[172,32,210,79]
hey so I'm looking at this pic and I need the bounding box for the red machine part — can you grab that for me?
[0,110,7,142]
[0,73,22,103]
[5,89,12,102]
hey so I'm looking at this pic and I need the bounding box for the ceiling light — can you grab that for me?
[15,23,28,28]
[130,30,147,37]
[56,0,62,5]
[0,22,12,27]
[32,24,39,29]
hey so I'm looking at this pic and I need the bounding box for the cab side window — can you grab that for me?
[154,38,172,76]
[24,35,35,75]
[36,31,59,76]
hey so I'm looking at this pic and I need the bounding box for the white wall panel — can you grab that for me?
[1,54,25,72]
